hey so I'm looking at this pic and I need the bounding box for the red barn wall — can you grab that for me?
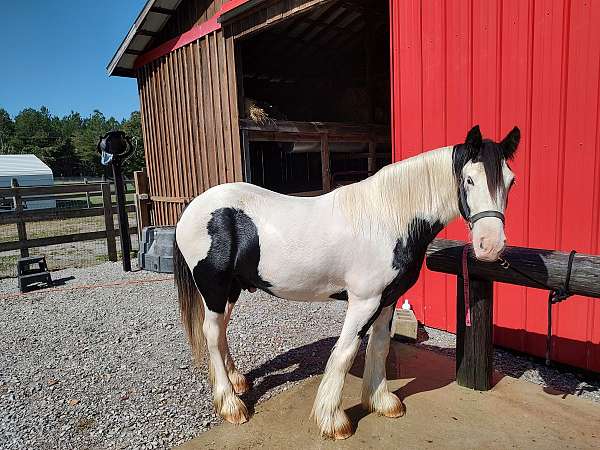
[390,0,600,371]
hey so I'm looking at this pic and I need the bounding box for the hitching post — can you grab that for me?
[98,131,134,272]
[456,274,494,390]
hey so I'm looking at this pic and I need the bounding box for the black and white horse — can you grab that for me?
[173,125,520,439]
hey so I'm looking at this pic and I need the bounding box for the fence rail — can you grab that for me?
[0,180,137,277]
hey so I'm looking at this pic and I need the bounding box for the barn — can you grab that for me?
[109,0,600,372]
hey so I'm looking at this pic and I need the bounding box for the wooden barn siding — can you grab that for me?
[390,0,600,371]
[137,29,242,226]
[157,0,227,43]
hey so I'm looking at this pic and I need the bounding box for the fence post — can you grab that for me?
[320,133,331,192]
[367,138,376,176]
[456,275,494,390]
[84,178,91,208]
[134,169,151,244]
[11,178,29,258]
[102,182,118,262]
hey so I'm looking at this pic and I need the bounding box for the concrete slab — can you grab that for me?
[178,343,600,450]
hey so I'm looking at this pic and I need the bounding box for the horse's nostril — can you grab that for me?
[479,240,485,250]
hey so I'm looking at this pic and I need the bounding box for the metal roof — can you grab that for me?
[107,0,183,78]
[0,155,53,177]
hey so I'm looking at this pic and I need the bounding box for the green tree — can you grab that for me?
[11,107,56,150]
[0,106,145,177]
[0,108,15,154]
[121,111,145,174]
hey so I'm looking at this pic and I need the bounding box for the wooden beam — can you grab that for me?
[102,182,118,262]
[0,182,103,197]
[426,239,600,299]
[320,133,331,192]
[149,6,175,15]
[137,29,160,37]
[134,169,151,243]
[0,228,137,253]
[11,179,28,258]
[125,49,144,56]
[0,205,135,226]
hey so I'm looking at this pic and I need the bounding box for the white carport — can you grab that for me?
[0,155,55,210]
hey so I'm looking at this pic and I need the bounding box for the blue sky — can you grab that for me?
[0,1,147,121]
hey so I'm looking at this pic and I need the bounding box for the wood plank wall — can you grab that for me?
[137,29,243,226]
[157,0,227,43]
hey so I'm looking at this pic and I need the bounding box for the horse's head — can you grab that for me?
[453,125,520,261]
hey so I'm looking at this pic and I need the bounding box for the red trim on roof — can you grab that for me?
[133,0,251,70]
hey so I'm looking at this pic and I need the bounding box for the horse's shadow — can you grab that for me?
[240,333,455,428]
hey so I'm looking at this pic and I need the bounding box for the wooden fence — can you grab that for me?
[240,119,390,195]
[0,181,136,263]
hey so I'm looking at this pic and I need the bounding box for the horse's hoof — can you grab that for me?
[382,401,405,418]
[379,393,405,418]
[223,409,249,425]
[217,394,249,425]
[318,411,353,440]
[333,423,354,440]
[363,392,405,418]
[230,372,251,395]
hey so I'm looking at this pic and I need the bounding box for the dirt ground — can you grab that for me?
[179,342,600,450]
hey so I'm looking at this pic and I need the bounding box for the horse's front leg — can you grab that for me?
[312,296,381,439]
[361,304,405,417]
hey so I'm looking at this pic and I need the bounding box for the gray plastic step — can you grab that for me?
[138,226,175,273]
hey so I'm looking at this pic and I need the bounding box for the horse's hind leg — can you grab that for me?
[223,283,251,395]
[361,304,405,417]
[203,302,249,424]
[312,296,381,439]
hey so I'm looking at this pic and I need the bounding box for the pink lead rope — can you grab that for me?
[462,245,471,327]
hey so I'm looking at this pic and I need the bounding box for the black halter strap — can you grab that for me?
[468,210,505,229]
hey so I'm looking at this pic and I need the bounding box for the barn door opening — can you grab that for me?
[230,0,391,195]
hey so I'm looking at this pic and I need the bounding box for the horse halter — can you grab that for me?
[458,181,505,229]
[467,210,505,229]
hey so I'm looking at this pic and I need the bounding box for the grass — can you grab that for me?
[0,255,18,274]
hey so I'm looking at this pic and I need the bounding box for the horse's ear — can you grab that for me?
[500,126,520,160]
[465,125,482,149]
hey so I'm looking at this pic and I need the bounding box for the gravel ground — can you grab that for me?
[1,262,598,449]
[0,262,346,449]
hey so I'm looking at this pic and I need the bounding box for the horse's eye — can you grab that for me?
[466,177,474,186]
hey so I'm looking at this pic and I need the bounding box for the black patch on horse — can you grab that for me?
[330,290,348,301]
[358,218,443,338]
[192,207,273,313]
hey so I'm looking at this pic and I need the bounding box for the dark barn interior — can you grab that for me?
[236,0,391,194]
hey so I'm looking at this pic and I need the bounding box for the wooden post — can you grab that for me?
[242,130,252,183]
[84,178,91,208]
[134,169,151,244]
[456,275,494,390]
[11,178,29,258]
[367,139,377,176]
[101,182,118,262]
[320,133,331,192]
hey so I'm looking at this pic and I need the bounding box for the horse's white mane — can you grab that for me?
[335,146,460,238]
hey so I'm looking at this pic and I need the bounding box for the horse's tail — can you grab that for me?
[173,231,205,365]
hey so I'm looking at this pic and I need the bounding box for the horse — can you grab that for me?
[173,125,520,439]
